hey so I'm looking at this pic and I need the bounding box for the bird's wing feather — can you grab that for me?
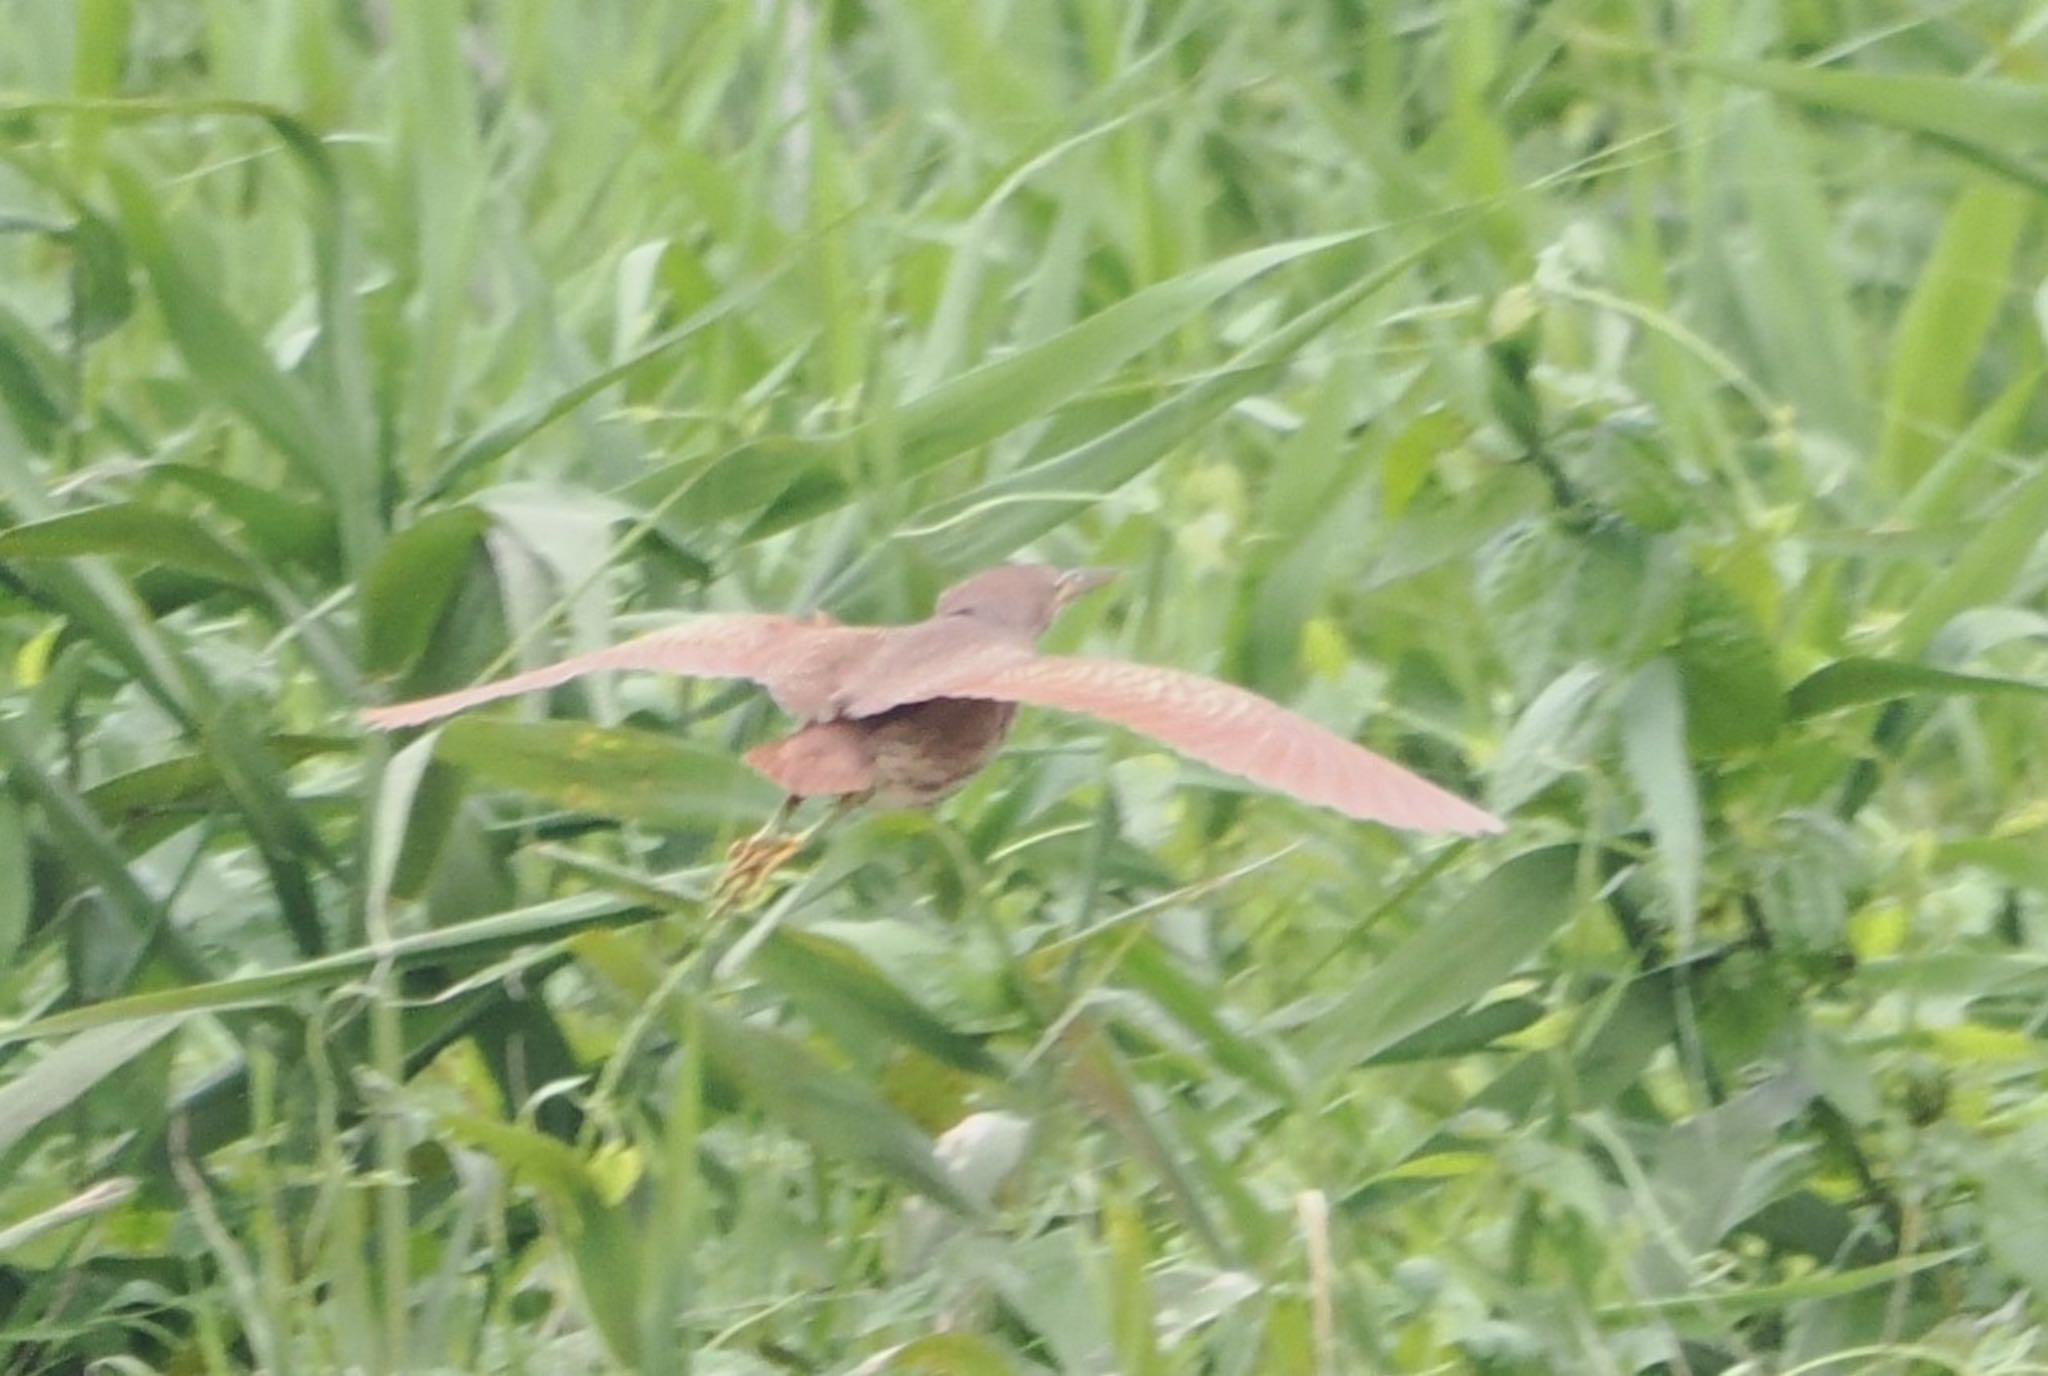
[361,615,873,730]
[835,633,1038,718]
[939,655,1503,835]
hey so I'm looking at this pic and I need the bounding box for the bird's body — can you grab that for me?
[756,697,1020,807]
[363,564,1502,836]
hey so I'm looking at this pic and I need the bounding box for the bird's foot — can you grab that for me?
[710,794,860,911]
[714,830,807,908]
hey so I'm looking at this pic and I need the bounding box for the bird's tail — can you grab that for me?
[743,722,876,798]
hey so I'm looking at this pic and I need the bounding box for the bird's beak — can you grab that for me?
[1055,566,1119,607]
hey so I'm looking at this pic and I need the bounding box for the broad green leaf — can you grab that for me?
[892,230,1370,474]
[0,1016,183,1156]
[668,230,1387,538]
[147,462,339,575]
[1982,1155,2048,1296]
[1875,182,2031,487]
[1683,55,2048,193]
[1641,1076,1814,1253]
[441,1113,646,1367]
[388,756,479,904]
[1892,369,2040,529]
[910,108,1145,393]
[1107,1195,1162,1374]
[1350,967,1693,1217]
[1787,657,2048,719]
[1894,460,2048,657]
[1935,607,2048,665]
[67,0,132,176]
[433,718,779,827]
[1116,935,1295,1098]
[82,734,346,856]
[0,887,649,1047]
[905,243,1423,571]
[1674,574,1782,756]
[1932,838,2048,893]
[1599,1247,1967,1318]
[1756,814,1864,951]
[1622,658,1702,946]
[1366,473,1545,589]
[1491,664,1611,812]
[0,793,27,969]
[427,278,794,497]
[0,532,332,956]
[1257,1299,1317,1375]
[624,435,839,533]
[1727,107,1863,447]
[105,162,343,497]
[0,303,66,452]
[366,732,438,925]
[694,1002,982,1214]
[0,714,198,981]
[1312,846,1580,1074]
[1855,951,2048,998]
[0,503,257,588]
[358,506,490,677]
[1573,969,1687,1107]
[1476,518,1586,697]
[875,1333,1023,1376]
[1059,1022,1231,1261]
[1363,997,1544,1066]
[64,210,136,341]
[1743,1192,1890,1271]
[977,1231,1119,1371]
[752,929,1001,1077]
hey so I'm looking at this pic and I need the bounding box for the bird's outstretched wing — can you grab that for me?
[832,627,1038,719]
[935,655,1502,834]
[361,615,877,730]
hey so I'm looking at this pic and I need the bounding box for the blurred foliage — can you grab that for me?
[2,0,2047,1371]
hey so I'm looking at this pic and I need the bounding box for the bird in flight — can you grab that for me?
[363,565,1500,891]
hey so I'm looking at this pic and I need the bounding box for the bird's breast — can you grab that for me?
[858,697,1018,807]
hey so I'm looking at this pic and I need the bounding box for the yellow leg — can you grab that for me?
[714,796,801,908]
[712,794,862,910]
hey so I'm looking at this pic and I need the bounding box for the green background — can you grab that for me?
[2,1,2046,1370]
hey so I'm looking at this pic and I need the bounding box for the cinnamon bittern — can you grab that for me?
[363,565,1501,876]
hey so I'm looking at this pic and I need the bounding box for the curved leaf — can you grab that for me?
[1684,56,2048,193]
[0,503,256,588]
[1312,845,1580,1073]
[1676,575,1782,756]
[1622,658,1702,945]
[106,161,344,496]
[359,506,490,676]
[696,1002,983,1214]
[433,718,779,827]
[1787,657,2048,719]
[0,1017,184,1157]
[753,929,1002,1077]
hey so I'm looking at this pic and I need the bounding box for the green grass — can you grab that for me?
[3,1,2048,1370]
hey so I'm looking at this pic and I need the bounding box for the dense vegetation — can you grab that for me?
[2,2,2046,1371]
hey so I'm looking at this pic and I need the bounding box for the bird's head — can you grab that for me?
[935,564,1118,635]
